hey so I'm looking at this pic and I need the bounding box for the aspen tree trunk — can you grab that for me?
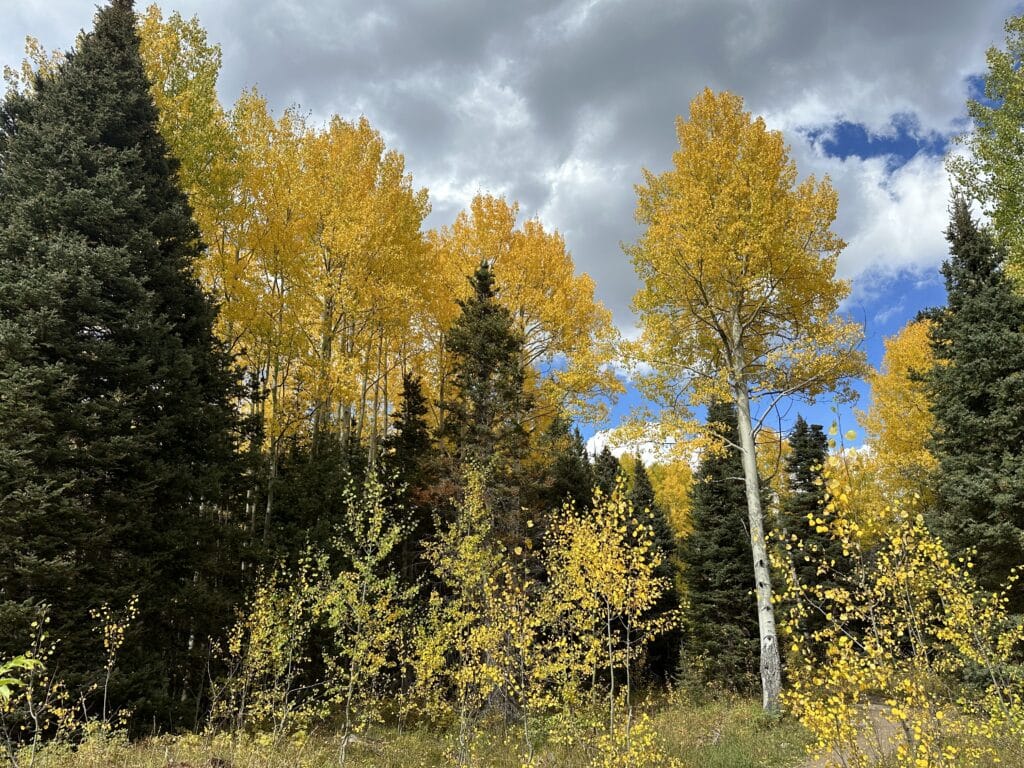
[339,317,352,449]
[356,374,368,445]
[263,353,282,544]
[382,348,390,437]
[437,331,447,434]
[314,297,335,447]
[367,330,383,469]
[263,445,278,545]
[730,319,782,712]
[340,402,351,449]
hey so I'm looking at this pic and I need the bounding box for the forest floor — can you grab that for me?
[803,704,897,768]
[16,699,1023,768]
[14,698,812,768]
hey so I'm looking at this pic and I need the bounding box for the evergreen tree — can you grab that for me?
[442,261,532,537]
[385,374,433,492]
[0,0,241,726]
[628,457,682,681]
[777,415,836,656]
[592,446,622,497]
[531,414,593,511]
[778,416,831,581]
[267,437,359,561]
[555,425,594,508]
[443,262,530,464]
[382,373,438,584]
[629,458,675,567]
[926,197,1024,606]
[678,402,759,692]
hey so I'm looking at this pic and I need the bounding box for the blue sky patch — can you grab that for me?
[582,266,951,453]
[804,117,948,169]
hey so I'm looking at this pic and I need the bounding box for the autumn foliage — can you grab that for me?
[5,4,1024,768]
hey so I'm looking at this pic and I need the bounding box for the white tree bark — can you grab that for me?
[730,320,783,712]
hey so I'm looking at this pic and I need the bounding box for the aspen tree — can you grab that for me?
[857,319,936,503]
[949,12,1024,284]
[629,89,864,710]
[779,453,1024,768]
[428,194,621,424]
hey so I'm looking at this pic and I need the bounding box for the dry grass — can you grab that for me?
[23,697,1022,768]
[12,697,812,768]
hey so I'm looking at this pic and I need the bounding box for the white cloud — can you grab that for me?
[3,0,1014,330]
[781,134,954,283]
[585,427,676,465]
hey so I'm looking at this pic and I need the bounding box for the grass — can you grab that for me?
[19,698,1023,768]
[13,697,813,768]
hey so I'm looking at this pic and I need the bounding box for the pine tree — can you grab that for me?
[593,446,622,497]
[678,402,760,692]
[0,0,241,726]
[776,415,836,656]
[628,457,682,682]
[442,262,532,537]
[382,373,438,585]
[926,197,1024,605]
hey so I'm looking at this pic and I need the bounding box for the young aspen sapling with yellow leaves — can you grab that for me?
[89,595,138,727]
[629,89,865,711]
[412,470,545,764]
[321,472,416,764]
[545,478,680,750]
[778,447,1024,768]
[0,608,75,768]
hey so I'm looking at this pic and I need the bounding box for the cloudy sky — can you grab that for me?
[2,0,1018,441]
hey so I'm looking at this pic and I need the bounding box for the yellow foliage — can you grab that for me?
[139,10,620,478]
[858,319,937,502]
[411,473,679,765]
[213,475,413,747]
[2,35,65,96]
[0,607,79,755]
[140,7,431,470]
[630,88,865,414]
[427,194,622,424]
[412,471,548,763]
[544,479,680,752]
[645,459,693,540]
[589,711,684,768]
[89,595,139,725]
[215,554,327,736]
[628,89,865,710]
[778,455,1024,768]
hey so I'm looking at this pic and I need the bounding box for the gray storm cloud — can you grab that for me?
[2,0,1014,326]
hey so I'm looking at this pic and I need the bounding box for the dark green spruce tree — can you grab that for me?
[778,416,831,580]
[593,445,622,497]
[382,373,438,585]
[266,438,358,562]
[442,261,533,536]
[776,415,836,656]
[628,457,682,682]
[530,413,593,511]
[678,402,760,692]
[629,458,676,576]
[0,0,241,727]
[926,197,1024,607]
